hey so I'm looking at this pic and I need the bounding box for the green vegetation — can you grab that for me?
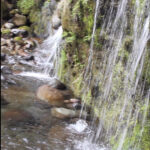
[58,49,68,81]
[14,36,23,42]
[63,31,76,43]
[19,26,31,32]
[17,0,35,14]
[1,29,11,35]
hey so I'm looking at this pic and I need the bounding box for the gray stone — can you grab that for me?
[13,14,27,26]
[2,109,35,126]
[4,23,14,29]
[51,107,78,119]
[1,95,9,105]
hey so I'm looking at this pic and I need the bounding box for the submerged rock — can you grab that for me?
[51,107,88,120]
[2,109,35,126]
[51,107,78,119]
[1,95,9,105]
[48,123,87,149]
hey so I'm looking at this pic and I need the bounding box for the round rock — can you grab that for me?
[4,23,14,29]
[51,107,79,119]
[13,14,27,26]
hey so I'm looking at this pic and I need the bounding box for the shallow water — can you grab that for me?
[1,74,109,150]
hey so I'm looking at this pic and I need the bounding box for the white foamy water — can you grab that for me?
[34,26,63,77]
[74,139,109,150]
[17,72,54,80]
[67,120,88,133]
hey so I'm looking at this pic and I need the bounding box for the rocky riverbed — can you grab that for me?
[1,6,94,150]
[1,1,108,150]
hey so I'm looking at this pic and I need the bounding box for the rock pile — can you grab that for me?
[36,79,90,120]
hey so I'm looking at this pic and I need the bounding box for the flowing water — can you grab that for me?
[18,26,63,80]
[1,0,150,150]
[82,0,150,149]
[1,1,106,150]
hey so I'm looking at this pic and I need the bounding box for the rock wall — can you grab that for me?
[58,0,150,149]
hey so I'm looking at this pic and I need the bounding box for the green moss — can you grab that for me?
[19,26,31,32]
[17,0,35,15]
[142,49,150,85]
[66,33,76,43]
[110,101,150,150]
[83,35,91,42]
[14,36,23,42]
[141,119,150,150]
[58,49,68,81]
[29,9,41,23]
[72,1,81,19]
[1,29,11,35]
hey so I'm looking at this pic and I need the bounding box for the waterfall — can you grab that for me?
[36,26,63,77]
[84,0,100,85]
[82,0,150,149]
[18,2,63,80]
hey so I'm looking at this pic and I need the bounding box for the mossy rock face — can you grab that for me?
[16,0,45,37]
[17,0,36,15]
[61,0,94,38]
[59,0,95,97]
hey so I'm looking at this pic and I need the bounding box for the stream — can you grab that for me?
[1,71,109,150]
[1,0,149,149]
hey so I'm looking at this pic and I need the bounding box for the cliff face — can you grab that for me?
[58,0,150,149]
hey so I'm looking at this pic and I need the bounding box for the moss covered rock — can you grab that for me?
[1,29,11,35]
[19,26,31,32]
[14,36,23,44]
[17,0,35,15]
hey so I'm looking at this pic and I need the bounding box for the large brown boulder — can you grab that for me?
[36,84,74,107]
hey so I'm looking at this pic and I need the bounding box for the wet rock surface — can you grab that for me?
[36,84,74,106]
[1,95,9,105]
[2,109,35,126]
[51,107,79,119]
[12,14,27,26]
